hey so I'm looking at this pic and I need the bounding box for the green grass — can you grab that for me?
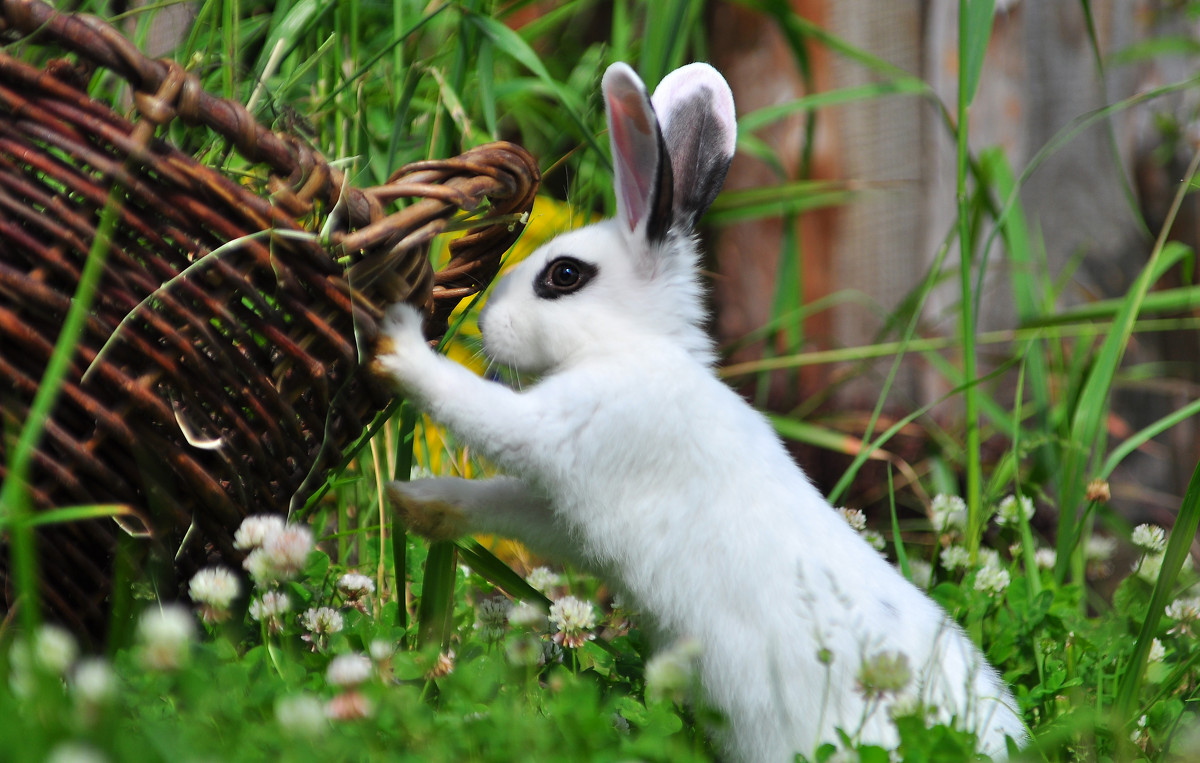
[4,0,1200,760]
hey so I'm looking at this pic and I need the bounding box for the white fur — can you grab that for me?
[376,62,1026,761]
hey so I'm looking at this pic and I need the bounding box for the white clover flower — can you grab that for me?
[940,545,970,571]
[474,596,512,642]
[1085,534,1117,562]
[10,624,81,696]
[1136,552,1165,583]
[301,606,343,650]
[1131,714,1149,746]
[1165,597,1200,623]
[508,600,548,631]
[856,651,912,700]
[45,742,107,763]
[242,548,280,586]
[930,494,967,532]
[424,649,456,679]
[525,566,561,594]
[301,606,344,636]
[337,573,375,599]
[136,604,195,670]
[645,638,702,700]
[326,652,373,688]
[975,563,1011,596]
[276,694,327,737]
[189,566,240,608]
[887,693,934,724]
[325,690,373,720]
[249,590,292,634]
[188,566,241,623]
[6,646,34,698]
[1135,550,1193,583]
[548,596,596,649]
[862,529,887,552]
[1086,537,1118,577]
[368,639,394,663]
[836,507,867,532]
[1086,479,1111,503]
[905,559,933,590]
[72,657,115,705]
[34,623,78,676]
[1132,524,1167,554]
[1035,548,1057,570]
[263,525,314,577]
[243,525,314,584]
[337,572,376,613]
[994,494,1035,528]
[1148,638,1166,664]
[233,514,286,551]
[978,547,1001,569]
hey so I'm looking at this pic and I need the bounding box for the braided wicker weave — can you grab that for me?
[0,0,539,639]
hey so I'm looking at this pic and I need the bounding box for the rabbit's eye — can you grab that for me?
[535,256,598,299]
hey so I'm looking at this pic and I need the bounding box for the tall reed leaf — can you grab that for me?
[956,0,995,560]
[961,0,996,105]
[417,540,458,648]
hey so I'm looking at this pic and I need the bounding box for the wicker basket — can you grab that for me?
[0,0,539,639]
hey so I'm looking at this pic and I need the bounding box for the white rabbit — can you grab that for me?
[375,61,1026,761]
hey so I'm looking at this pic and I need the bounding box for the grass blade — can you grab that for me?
[1100,397,1200,481]
[392,402,419,632]
[465,12,606,166]
[887,467,911,580]
[0,186,123,636]
[738,80,929,135]
[827,361,1014,506]
[706,180,859,226]
[1053,148,1200,583]
[0,504,132,530]
[1029,280,1200,326]
[457,540,551,608]
[1115,454,1200,721]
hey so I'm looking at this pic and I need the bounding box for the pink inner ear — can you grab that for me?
[608,90,654,233]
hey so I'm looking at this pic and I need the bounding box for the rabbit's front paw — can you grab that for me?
[373,303,434,388]
[386,479,470,541]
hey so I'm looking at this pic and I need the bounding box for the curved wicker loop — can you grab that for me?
[0,0,358,220]
[0,0,540,640]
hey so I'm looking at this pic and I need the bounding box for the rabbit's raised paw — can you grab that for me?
[373,303,432,386]
[386,479,469,541]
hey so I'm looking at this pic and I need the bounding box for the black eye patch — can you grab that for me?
[533,256,598,299]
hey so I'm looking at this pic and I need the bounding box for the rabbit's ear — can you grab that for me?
[651,63,737,231]
[603,62,675,245]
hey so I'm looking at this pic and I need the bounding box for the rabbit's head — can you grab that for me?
[480,62,736,375]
